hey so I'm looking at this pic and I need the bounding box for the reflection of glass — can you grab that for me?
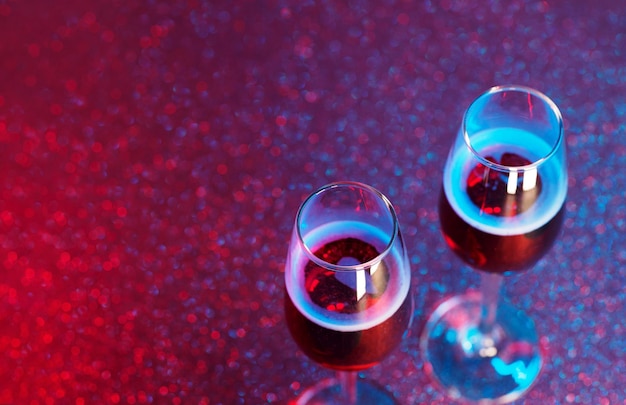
[420,85,567,403]
[284,181,412,405]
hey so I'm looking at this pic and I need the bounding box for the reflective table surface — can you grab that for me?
[0,0,624,403]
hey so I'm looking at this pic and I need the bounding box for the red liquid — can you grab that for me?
[284,237,412,371]
[439,189,565,274]
[440,151,565,273]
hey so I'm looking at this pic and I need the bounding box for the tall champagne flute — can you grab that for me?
[284,181,413,405]
[420,85,567,403]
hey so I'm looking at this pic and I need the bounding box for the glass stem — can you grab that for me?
[337,370,357,404]
[479,271,503,333]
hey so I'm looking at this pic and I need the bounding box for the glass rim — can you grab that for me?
[295,181,399,272]
[462,84,564,172]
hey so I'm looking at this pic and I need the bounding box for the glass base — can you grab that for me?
[420,291,543,404]
[293,376,400,405]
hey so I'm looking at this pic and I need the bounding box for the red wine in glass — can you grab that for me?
[440,128,566,274]
[420,86,567,404]
[284,182,411,405]
[285,235,412,371]
[439,149,566,274]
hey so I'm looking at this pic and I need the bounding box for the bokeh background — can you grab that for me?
[0,0,624,403]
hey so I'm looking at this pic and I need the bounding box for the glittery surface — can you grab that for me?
[0,0,624,403]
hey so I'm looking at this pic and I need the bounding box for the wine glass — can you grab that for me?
[284,181,413,405]
[420,85,567,403]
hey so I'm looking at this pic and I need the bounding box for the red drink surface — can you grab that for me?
[440,151,564,273]
[284,237,412,371]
